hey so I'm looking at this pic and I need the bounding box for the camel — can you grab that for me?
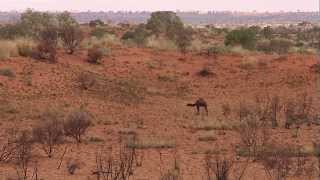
[187,98,208,116]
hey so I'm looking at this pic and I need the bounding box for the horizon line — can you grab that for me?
[0,9,319,14]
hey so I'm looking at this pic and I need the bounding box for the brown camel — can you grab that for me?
[187,98,208,116]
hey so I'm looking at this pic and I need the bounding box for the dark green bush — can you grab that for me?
[225,28,257,50]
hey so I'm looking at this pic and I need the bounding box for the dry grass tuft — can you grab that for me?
[127,136,176,149]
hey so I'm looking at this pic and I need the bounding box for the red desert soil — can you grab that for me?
[0,47,319,179]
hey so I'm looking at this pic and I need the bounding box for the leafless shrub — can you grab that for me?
[32,109,64,158]
[77,73,96,90]
[205,154,234,180]
[257,144,313,180]
[66,159,80,175]
[284,93,313,129]
[236,115,270,158]
[160,159,182,180]
[92,144,143,180]
[64,109,92,143]
[0,129,20,163]
[14,131,33,180]
[60,24,83,54]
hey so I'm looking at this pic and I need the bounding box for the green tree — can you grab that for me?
[20,9,56,38]
[225,28,257,50]
[57,11,83,54]
[146,11,184,39]
[122,24,149,46]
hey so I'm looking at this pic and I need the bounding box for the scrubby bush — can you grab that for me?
[63,109,92,143]
[0,68,15,78]
[146,11,184,39]
[16,39,35,57]
[146,36,177,50]
[122,25,149,46]
[269,38,293,54]
[20,9,56,39]
[58,12,83,54]
[87,45,109,64]
[225,28,257,50]
[0,24,26,39]
[174,26,194,53]
[206,45,229,57]
[89,19,104,27]
[32,110,64,158]
[0,40,18,60]
[32,26,59,62]
[90,26,108,39]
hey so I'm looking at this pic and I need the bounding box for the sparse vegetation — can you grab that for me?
[64,109,92,143]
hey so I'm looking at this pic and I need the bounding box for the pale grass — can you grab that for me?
[189,119,240,131]
[146,36,177,51]
[127,136,176,149]
[0,40,19,60]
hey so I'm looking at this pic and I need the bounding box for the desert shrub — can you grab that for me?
[205,155,233,180]
[87,46,108,64]
[269,38,293,54]
[14,130,33,180]
[225,28,257,50]
[146,36,177,50]
[16,39,35,57]
[89,19,104,27]
[0,23,27,39]
[174,26,194,53]
[0,40,18,60]
[146,11,184,39]
[77,73,96,90]
[198,67,214,77]
[261,26,273,39]
[207,45,229,57]
[20,9,56,39]
[32,26,59,63]
[256,39,271,53]
[63,109,92,143]
[0,68,15,78]
[90,26,108,39]
[58,12,83,54]
[32,109,64,158]
[122,25,149,46]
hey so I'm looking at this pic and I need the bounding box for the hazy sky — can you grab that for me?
[0,0,318,12]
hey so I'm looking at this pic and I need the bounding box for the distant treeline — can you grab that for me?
[0,11,319,25]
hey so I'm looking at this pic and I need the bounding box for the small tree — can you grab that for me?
[225,28,257,50]
[146,11,184,39]
[89,19,104,27]
[174,27,193,54]
[64,109,92,143]
[205,154,233,180]
[122,25,149,46]
[33,25,59,63]
[58,12,83,54]
[32,110,64,158]
[14,131,33,180]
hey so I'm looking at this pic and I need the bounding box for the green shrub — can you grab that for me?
[146,11,184,39]
[269,38,293,54]
[16,39,35,57]
[0,68,15,78]
[225,28,257,50]
[90,26,108,39]
[122,25,149,46]
[87,46,110,64]
[58,12,83,54]
[146,36,177,50]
